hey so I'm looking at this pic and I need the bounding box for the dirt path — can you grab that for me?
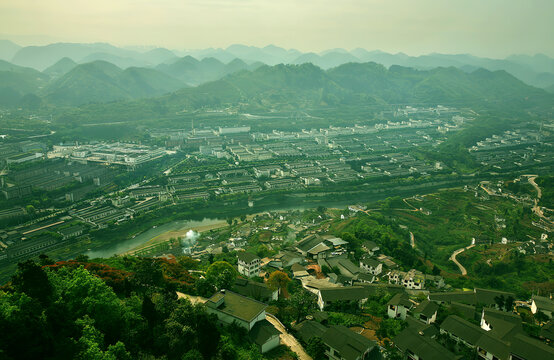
[266,314,312,360]
[409,231,415,248]
[449,240,475,276]
[525,175,549,220]
[527,175,541,199]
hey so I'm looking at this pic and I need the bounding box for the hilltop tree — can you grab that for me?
[267,271,291,298]
[206,261,238,290]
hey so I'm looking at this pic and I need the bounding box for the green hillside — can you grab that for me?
[43,57,77,78]
[0,60,49,106]
[44,61,186,106]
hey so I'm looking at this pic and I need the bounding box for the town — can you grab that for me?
[0,106,553,360]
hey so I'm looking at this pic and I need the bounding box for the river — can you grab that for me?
[83,186,442,259]
[85,218,224,258]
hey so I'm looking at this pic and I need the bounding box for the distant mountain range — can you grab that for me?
[1,40,554,93]
[0,40,552,110]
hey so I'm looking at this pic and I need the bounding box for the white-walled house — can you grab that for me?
[412,300,438,324]
[359,257,383,275]
[237,252,261,278]
[387,293,413,320]
[205,290,280,353]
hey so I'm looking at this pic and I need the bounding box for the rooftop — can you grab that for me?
[321,325,377,360]
[319,286,369,302]
[387,293,412,308]
[237,251,260,263]
[206,290,267,323]
[394,327,458,360]
[413,299,439,318]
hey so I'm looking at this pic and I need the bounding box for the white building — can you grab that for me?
[237,252,261,278]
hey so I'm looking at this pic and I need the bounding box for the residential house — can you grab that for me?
[389,269,425,290]
[249,320,282,353]
[361,240,379,256]
[322,257,361,278]
[359,258,382,276]
[393,327,459,360]
[412,300,439,324]
[328,273,353,286]
[237,252,261,278]
[353,273,375,284]
[232,278,278,302]
[424,274,445,288]
[321,325,379,360]
[293,320,328,343]
[387,293,413,320]
[296,234,330,259]
[440,314,554,360]
[429,288,516,309]
[317,287,369,311]
[291,263,310,279]
[274,250,303,268]
[531,295,554,319]
[204,290,280,353]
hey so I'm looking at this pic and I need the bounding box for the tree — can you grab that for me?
[11,260,52,305]
[535,310,549,324]
[377,318,405,340]
[494,295,505,311]
[240,214,247,222]
[206,261,238,290]
[195,278,216,298]
[226,218,233,227]
[290,290,317,323]
[26,204,36,215]
[306,337,326,359]
[267,271,291,298]
[505,296,515,312]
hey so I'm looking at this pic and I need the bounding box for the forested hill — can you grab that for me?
[0,257,266,360]
[59,61,554,125]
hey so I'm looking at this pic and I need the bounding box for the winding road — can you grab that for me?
[266,314,312,360]
[449,239,475,276]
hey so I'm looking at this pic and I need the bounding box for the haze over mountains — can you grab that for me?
[0,39,553,108]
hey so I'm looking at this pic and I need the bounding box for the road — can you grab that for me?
[527,175,541,199]
[449,239,475,276]
[525,175,548,220]
[266,314,312,360]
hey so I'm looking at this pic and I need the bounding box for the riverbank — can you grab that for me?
[124,220,229,255]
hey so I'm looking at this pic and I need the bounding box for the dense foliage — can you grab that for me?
[0,258,268,360]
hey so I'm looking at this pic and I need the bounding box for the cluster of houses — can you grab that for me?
[225,227,554,359]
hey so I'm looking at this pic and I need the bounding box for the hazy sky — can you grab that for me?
[1,0,553,57]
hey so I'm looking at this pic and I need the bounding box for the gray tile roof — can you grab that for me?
[387,293,412,308]
[249,319,280,346]
[320,286,369,302]
[394,327,458,360]
[232,278,275,302]
[533,295,554,313]
[237,251,260,263]
[509,333,554,360]
[413,299,439,318]
[206,290,266,323]
[293,320,327,343]
[321,325,377,360]
[440,315,483,345]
